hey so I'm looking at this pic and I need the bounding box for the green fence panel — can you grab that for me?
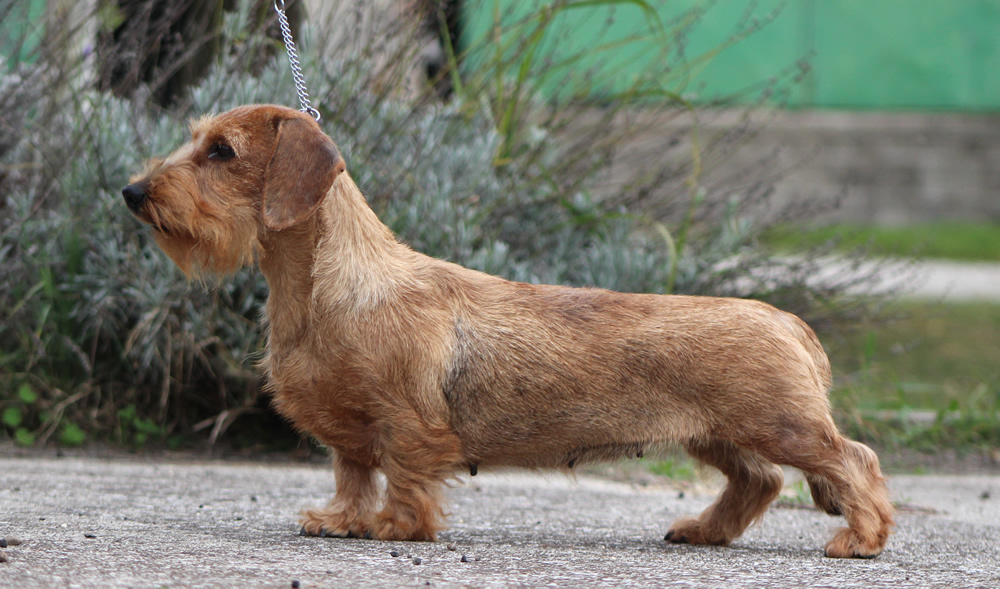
[460,0,1000,111]
[812,0,1000,109]
[1,0,47,66]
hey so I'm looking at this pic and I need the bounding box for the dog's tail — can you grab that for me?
[776,310,842,514]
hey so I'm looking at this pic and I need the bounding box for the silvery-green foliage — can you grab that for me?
[0,58,38,159]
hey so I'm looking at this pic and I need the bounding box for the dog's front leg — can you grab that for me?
[300,453,378,538]
[368,425,463,542]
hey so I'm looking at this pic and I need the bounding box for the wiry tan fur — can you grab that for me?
[123,104,894,557]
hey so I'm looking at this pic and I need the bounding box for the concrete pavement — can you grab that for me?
[745,257,1000,303]
[902,259,1000,301]
[1,454,998,588]
[854,258,1000,302]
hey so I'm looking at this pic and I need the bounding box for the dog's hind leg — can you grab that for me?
[666,439,784,546]
[822,439,894,558]
[300,453,379,538]
[802,439,893,558]
[750,419,894,558]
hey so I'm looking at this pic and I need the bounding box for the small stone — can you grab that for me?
[678,491,685,499]
[447,542,457,551]
[84,533,97,539]
[0,539,6,548]
[291,580,300,588]
[980,490,991,500]
[389,550,400,557]
[3,538,22,546]
[0,553,7,563]
[412,557,422,565]
[460,554,469,563]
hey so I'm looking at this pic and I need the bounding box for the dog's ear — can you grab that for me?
[262,117,346,231]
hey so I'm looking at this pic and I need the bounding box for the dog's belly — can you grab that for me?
[443,319,714,469]
[446,367,708,469]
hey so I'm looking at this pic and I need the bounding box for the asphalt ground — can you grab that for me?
[1,454,998,588]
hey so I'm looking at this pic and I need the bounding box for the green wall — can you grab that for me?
[1,0,47,66]
[461,0,1000,111]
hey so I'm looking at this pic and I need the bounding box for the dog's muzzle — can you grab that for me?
[122,181,149,213]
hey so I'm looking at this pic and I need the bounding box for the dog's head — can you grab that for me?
[123,105,346,276]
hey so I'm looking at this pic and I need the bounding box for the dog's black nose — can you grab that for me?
[122,181,149,212]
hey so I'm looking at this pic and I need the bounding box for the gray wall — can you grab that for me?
[748,111,1000,224]
[618,110,1000,225]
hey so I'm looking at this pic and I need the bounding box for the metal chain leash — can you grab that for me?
[274,0,320,121]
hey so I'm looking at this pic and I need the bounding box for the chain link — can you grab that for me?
[274,0,320,121]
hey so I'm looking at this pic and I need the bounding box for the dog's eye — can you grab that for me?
[208,143,236,161]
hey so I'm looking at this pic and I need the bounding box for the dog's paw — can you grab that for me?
[299,508,370,539]
[664,516,729,546]
[369,513,438,542]
[664,516,704,545]
[823,527,883,559]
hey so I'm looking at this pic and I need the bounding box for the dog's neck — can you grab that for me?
[259,172,416,339]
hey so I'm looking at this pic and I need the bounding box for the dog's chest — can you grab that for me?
[267,349,381,460]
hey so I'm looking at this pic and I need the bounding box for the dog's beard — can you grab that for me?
[150,215,257,278]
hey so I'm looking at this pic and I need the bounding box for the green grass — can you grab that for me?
[764,222,1000,261]
[644,455,697,481]
[827,302,1000,451]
